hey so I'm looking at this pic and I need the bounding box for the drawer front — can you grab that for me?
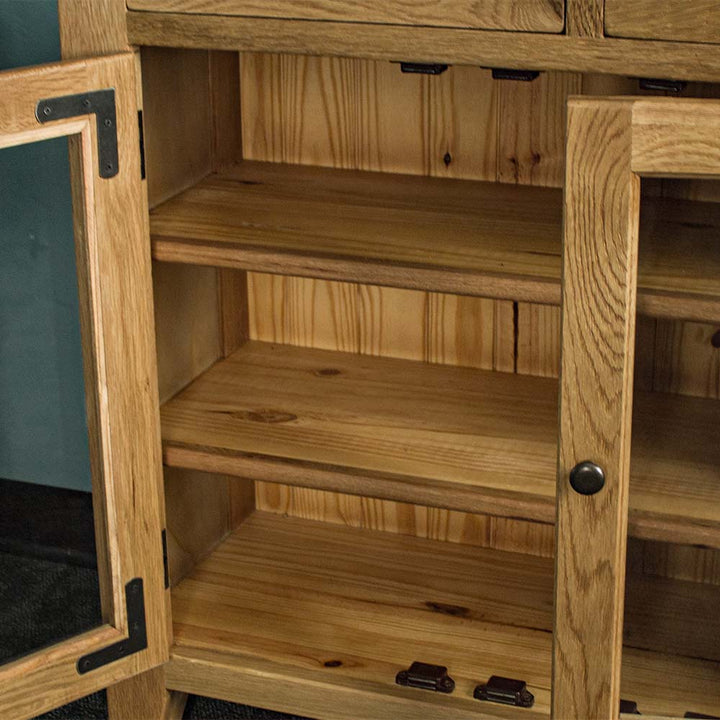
[606,0,720,44]
[126,0,565,33]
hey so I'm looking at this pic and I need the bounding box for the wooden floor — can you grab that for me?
[160,341,720,547]
[167,512,720,720]
[150,161,720,323]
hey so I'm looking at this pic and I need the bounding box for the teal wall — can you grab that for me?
[0,0,92,492]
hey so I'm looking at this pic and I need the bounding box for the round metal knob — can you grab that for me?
[569,461,605,496]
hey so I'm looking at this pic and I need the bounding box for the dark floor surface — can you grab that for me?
[0,550,309,720]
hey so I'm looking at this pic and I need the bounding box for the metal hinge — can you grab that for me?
[398,62,449,75]
[491,68,540,82]
[638,78,687,94]
[36,89,118,179]
[162,528,169,589]
[138,109,146,180]
[76,578,147,674]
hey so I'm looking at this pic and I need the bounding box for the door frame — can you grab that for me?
[0,53,167,720]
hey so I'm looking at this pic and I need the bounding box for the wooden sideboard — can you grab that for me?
[1,1,720,718]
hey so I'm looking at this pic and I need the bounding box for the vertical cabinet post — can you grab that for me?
[554,98,640,720]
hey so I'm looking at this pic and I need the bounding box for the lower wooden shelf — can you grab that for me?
[160,341,720,547]
[167,512,720,719]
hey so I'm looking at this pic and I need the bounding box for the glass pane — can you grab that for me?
[0,136,102,664]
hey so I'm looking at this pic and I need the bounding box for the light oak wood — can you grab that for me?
[566,0,604,38]
[554,98,639,720]
[160,340,720,547]
[58,0,129,60]
[150,160,720,323]
[126,12,720,82]
[107,666,187,720]
[632,99,720,178]
[606,0,720,45]
[126,0,565,33]
[0,53,167,719]
[166,512,720,719]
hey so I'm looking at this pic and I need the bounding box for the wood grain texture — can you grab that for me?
[565,0,604,37]
[58,0,129,60]
[126,0,565,33]
[160,341,720,547]
[167,513,720,719]
[152,262,221,404]
[107,666,187,720]
[164,467,254,585]
[632,99,720,178]
[497,72,581,188]
[140,48,214,209]
[0,53,167,719]
[554,99,639,719]
[149,160,720,323]
[240,53,527,549]
[606,0,720,44]
[127,12,720,82]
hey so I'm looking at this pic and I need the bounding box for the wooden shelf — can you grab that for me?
[167,512,720,719]
[149,161,720,323]
[160,341,720,547]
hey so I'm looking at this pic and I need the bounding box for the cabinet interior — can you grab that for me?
[142,46,720,718]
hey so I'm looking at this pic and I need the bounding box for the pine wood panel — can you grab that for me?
[126,0,565,33]
[160,341,720,547]
[167,513,720,719]
[0,53,167,719]
[127,12,720,82]
[606,0,720,44]
[554,99,639,719]
[241,54,527,548]
[497,72,581,188]
[149,160,720,323]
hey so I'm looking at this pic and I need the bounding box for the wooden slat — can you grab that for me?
[126,12,720,82]
[554,98,638,719]
[126,0,564,33]
[159,341,720,547]
[606,0,720,45]
[150,160,720,323]
[167,512,720,719]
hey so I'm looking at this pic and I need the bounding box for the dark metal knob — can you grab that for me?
[569,461,605,496]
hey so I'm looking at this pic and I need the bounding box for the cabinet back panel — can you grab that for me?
[239,52,720,581]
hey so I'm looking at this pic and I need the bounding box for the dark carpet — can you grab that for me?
[0,551,309,720]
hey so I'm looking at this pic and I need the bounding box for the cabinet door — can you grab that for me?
[555,96,720,719]
[0,53,167,719]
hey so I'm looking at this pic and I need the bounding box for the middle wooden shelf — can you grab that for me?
[160,341,720,548]
[149,161,720,323]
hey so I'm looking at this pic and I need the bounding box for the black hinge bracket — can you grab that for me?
[620,698,641,714]
[491,68,540,82]
[638,78,687,94]
[36,89,118,179]
[399,62,449,75]
[161,528,169,589]
[77,578,147,674]
[138,109,146,180]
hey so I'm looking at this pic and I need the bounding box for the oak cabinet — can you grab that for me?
[3,2,720,719]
